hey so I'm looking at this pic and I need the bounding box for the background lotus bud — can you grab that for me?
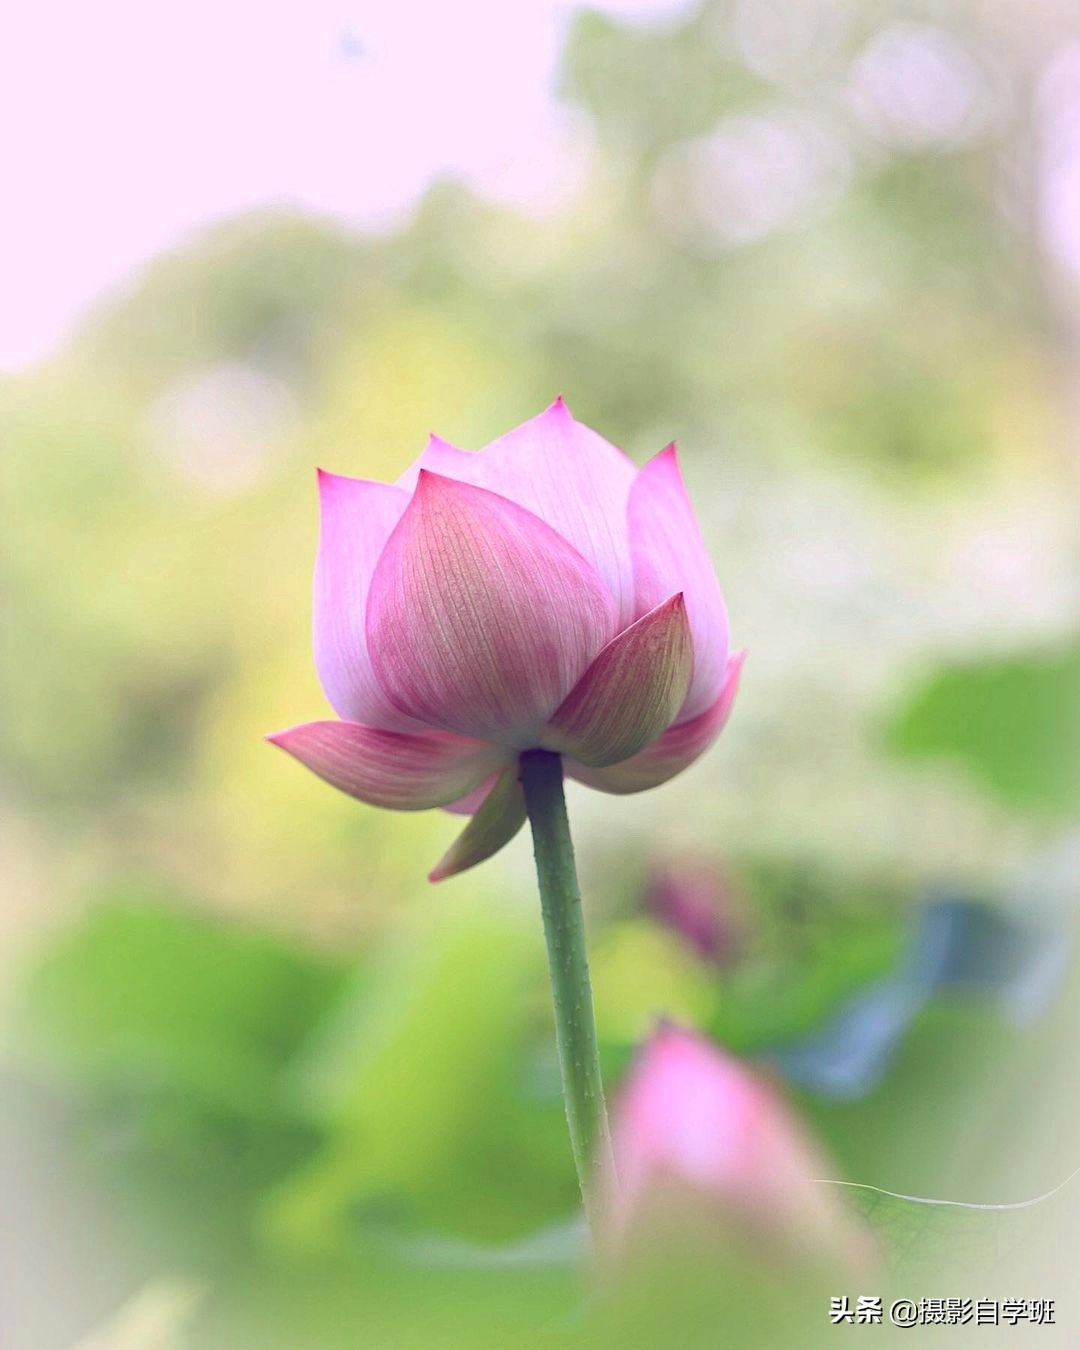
[268,400,743,880]
[599,1023,873,1274]
[644,857,744,966]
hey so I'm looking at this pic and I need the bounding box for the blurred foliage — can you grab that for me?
[888,641,1080,816]
[7,885,350,1118]
[3,0,1080,1344]
[8,867,1072,1345]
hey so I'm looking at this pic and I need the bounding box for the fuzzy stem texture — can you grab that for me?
[519,748,615,1232]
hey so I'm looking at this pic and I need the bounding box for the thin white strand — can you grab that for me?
[813,1166,1080,1212]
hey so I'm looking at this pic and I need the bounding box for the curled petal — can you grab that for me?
[266,720,508,811]
[429,767,527,881]
[628,445,729,722]
[542,594,693,767]
[366,471,618,745]
[476,399,639,626]
[313,470,417,730]
[567,650,744,794]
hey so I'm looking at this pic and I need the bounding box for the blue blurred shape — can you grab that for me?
[770,893,1070,1099]
[338,29,367,62]
[902,893,1069,1017]
[770,979,926,1100]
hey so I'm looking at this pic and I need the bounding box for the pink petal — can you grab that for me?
[542,594,693,767]
[628,445,729,722]
[429,767,527,881]
[567,650,744,794]
[395,433,479,493]
[474,399,639,626]
[266,720,508,811]
[601,1023,863,1262]
[442,775,499,817]
[366,471,618,746]
[313,470,420,730]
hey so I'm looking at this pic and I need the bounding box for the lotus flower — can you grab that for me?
[601,1024,869,1267]
[269,400,743,880]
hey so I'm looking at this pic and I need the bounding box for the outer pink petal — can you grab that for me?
[313,470,420,731]
[266,720,508,811]
[442,776,499,817]
[628,445,729,722]
[429,767,527,881]
[366,471,618,746]
[395,434,479,492]
[475,399,639,626]
[566,650,744,794]
[542,594,693,768]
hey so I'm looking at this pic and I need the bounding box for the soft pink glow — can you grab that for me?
[1038,43,1080,279]
[651,112,851,253]
[644,857,743,964]
[6,0,688,370]
[848,22,992,150]
[602,1023,867,1264]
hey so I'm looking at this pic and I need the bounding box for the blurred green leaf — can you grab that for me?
[709,929,902,1055]
[888,643,1080,815]
[7,886,350,1119]
[261,900,574,1253]
[842,1181,1050,1285]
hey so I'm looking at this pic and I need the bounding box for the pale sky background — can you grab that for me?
[0,0,694,371]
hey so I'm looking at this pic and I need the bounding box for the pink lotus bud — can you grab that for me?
[644,857,744,965]
[601,1024,870,1270]
[268,400,742,880]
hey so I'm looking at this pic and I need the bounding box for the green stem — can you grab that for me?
[519,748,614,1232]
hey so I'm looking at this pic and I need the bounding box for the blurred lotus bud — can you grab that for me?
[643,857,743,965]
[599,1023,872,1274]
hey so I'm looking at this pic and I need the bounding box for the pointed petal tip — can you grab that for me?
[542,393,573,421]
[426,768,527,882]
[411,467,439,500]
[316,465,365,497]
[412,466,466,503]
[646,441,680,471]
[265,719,507,812]
[644,1016,685,1057]
[264,723,321,753]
